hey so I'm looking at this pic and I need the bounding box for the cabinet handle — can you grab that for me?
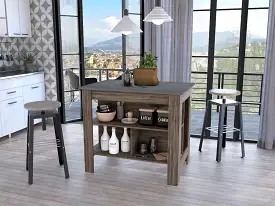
[13,33,20,35]
[22,34,29,36]
[7,91,16,95]
[31,86,39,89]
[8,101,17,105]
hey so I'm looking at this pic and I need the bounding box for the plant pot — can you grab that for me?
[24,63,34,72]
[133,68,159,86]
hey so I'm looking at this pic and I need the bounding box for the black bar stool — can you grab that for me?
[198,89,245,162]
[24,101,69,185]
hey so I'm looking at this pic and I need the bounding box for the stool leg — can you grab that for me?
[216,104,225,162]
[222,107,228,148]
[42,117,46,131]
[239,103,245,158]
[54,113,69,178]
[26,112,30,171]
[53,116,63,166]
[28,115,34,185]
[199,101,210,152]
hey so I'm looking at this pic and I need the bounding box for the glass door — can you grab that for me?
[53,0,83,123]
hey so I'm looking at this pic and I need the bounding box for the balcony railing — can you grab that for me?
[191,71,263,115]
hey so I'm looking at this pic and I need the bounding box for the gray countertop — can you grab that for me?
[0,71,44,80]
[81,80,195,95]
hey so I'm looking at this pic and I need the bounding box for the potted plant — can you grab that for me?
[133,52,159,86]
[22,53,35,72]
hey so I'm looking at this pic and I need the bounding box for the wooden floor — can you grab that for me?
[0,123,274,206]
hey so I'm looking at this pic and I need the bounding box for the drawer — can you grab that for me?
[0,87,23,101]
[21,73,44,86]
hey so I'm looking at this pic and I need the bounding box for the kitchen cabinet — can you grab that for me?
[23,82,45,125]
[0,19,8,37]
[19,0,32,37]
[0,72,45,138]
[0,97,25,136]
[6,0,32,37]
[0,0,6,18]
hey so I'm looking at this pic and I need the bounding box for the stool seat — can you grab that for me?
[210,89,241,97]
[24,101,61,111]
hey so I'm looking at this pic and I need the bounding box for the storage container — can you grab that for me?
[157,108,169,127]
[139,107,156,125]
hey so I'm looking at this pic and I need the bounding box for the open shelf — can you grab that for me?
[93,118,168,132]
[94,144,167,164]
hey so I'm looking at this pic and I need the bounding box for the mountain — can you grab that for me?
[84,32,266,53]
[193,31,266,53]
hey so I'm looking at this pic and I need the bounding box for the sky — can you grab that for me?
[80,0,270,47]
[83,0,122,46]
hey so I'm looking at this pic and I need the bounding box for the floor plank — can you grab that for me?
[0,123,274,206]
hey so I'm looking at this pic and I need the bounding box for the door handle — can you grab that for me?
[31,86,39,89]
[7,91,16,94]
[8,101,17,105]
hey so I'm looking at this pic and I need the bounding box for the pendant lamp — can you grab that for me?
[111,9,143,35]
[144,0,173,25]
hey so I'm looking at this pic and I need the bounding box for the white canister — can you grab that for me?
[109,127,119,154]
[121,127,130,153]
[100,126,110,151]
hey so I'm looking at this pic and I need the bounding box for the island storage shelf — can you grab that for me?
[81,80,194,186]
[93,118,168,132]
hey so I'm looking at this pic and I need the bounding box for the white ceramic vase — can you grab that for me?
[121,127,130,153]
[109,127,119,154]
[100,126,110,151]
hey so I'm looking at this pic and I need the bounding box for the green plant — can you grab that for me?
[22,53,35,65]
[138,52,158,68]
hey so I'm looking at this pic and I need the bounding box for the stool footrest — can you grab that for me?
[206,125,240,134]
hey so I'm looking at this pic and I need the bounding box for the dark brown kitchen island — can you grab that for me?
[81,80,194,186]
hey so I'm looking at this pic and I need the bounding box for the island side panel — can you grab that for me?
[184,97,191,164]
[82,90,94,173]
[167,95,182,186]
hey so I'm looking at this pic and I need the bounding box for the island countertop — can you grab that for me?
[81,80,194,95]
[81,80,195,186]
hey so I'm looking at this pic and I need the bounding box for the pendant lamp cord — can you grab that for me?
[155,0,161,7]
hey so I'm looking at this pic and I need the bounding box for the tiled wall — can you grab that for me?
[0,0,57,101]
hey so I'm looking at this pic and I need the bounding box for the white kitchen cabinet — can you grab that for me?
[5,0,21,37]
[6,0,31,37]
[19,0,32,37]
[23,82,45,126]
[0,0,6,18]
[0,72,45,138]
[0,19,8,37]
[0,97,25,137]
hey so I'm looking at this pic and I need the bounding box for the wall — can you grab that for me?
[0,0,57,101]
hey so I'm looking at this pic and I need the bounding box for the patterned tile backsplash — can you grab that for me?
[0,0,57,101]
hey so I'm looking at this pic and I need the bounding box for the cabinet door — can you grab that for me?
[0,0,6,18]
[0,97,25,137]
[23,83,45,126]
[0,19,8,37]
[19,0,31,37]
[6,0,21,37]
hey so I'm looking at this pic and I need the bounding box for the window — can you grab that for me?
[191,0,269,141]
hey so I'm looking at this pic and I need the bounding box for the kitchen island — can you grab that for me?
[81,80,194,186]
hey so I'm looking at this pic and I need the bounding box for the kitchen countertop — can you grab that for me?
[81,79,195,95]
[0,70,44,80]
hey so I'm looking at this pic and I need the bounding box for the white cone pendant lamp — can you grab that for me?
[111,9,143,35]
[144,0,173,25]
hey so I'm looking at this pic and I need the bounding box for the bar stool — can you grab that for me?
[24,101,69,185]
[198,89,245,162]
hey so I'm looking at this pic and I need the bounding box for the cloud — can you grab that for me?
[83,16,121,46]
[102,16,120,29]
